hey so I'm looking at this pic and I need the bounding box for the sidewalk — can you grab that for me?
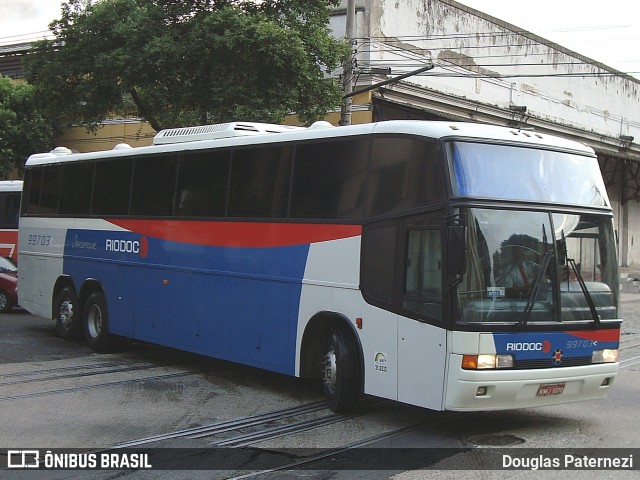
[620,292,640,303]
[619,266,640,294]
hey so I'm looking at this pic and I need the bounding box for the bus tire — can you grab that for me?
[83,291,114,353]
[322,328,361,412]
[54,286,81,339]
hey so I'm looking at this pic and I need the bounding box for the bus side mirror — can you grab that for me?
[446,225,467,275]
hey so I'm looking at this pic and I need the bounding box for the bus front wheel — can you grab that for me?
[54,287,81,340]
[322,328,360,412]
[83,291,115,353]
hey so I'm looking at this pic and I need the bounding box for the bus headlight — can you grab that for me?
[592,349,619,363]
[462,354,514,369]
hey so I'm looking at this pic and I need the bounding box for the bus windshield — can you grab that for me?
[457,208,618,326]
[450,142,609,207]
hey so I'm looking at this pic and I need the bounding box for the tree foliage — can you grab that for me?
[23,0,348,131]
[0,76,58,175]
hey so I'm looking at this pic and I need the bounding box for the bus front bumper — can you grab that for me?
[443,355,619,411]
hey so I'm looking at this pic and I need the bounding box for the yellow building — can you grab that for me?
[57,91,375,153]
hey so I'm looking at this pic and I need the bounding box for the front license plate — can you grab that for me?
[537,383,565,396]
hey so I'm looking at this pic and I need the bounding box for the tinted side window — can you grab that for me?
[23,165,60,215]
[22,170,39,216]
[176,150,230,217]
[93,158,133,215]
[60,162,94,215]
[1,193,21,227]
[131,155,178,216]
[367,138,440,216]
[38,165,61,214]
[291,139,368,219]
[361,223,397,305]
[228,146,292,218]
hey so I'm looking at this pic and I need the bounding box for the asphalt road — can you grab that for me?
[0,295,638,479]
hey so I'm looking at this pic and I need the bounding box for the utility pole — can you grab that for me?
[339,0,356,126]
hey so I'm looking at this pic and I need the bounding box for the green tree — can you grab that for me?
[0,76,58,175]
[24,0,348,131]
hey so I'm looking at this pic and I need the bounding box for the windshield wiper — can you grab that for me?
[516,250,552,331]
[559,229,601,326]
[566,258,601,327]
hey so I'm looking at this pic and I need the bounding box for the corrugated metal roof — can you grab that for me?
[0,42,31,78]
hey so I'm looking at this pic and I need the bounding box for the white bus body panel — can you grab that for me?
[397,317,447,409]
[18,218,67,317]
[18,218,128,318]
[298,235,447,410]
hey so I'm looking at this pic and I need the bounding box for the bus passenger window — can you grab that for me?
[291,139,368,219]
[26,166,61,215]
[227,146,291,218]
[367,138,440,216]
[60,163,94,215]
[130,155,178,216]
[2,193,21,227]
[93,159,133,215]
[176,150,230,217]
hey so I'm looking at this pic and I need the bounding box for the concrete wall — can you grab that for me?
[363,0,640,154]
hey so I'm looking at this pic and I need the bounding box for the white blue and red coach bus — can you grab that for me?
[0,180,22,262]
[18,120,621,412]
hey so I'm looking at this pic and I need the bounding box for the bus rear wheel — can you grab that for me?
[83,291,115,353]
[54,287,81,340]
[322,328,360,412]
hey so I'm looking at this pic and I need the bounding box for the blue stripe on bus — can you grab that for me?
[64,229,310,375]
[492,330,619,361]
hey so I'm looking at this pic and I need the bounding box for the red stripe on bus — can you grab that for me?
[567,329,620,343]
[107,219,362,248]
